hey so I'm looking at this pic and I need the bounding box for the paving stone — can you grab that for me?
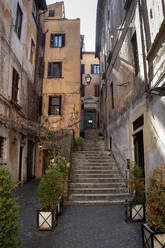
[15,180,143,248]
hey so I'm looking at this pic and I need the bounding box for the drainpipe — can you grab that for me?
[137,0,149,92]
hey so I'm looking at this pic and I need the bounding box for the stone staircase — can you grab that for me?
[68,130,129,205]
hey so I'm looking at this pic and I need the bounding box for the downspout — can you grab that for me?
[137,0,149,92]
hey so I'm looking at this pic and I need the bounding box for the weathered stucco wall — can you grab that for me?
[42,6,81,137]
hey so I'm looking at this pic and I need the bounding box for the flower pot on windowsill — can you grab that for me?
[142,223,165,248]
[56,196,64,216]
[125,200,145,222]
[37,209,57,231]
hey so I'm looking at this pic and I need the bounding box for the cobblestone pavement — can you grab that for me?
[15,179,143,248]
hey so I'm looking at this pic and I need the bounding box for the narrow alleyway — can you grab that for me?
[15,130,143,248]
[16,180,142,248]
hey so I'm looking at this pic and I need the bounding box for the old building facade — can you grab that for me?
[96,0,165,184]
[0,0,47,182]
[41,2,81,136]
[81,52,100,129]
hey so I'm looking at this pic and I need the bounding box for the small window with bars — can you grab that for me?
[0,137,4,159]
[12,68,19,102]
[50,34,65,48]
[48,62,62,78]
[48,96,61,115]
[91,64,100,74]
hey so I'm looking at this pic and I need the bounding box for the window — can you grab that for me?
[49,10,55,17]
[131,32,139,75]
[0,137,4,159]
[133,115,144,131]
[30,39,35,64]
[81,64,85,74]
[81,85,85,97]
[91,64,100,74]
[48,96,61,115]
[12,68,19,102]
[48,62,62,78]
[110,82,114,109]
[124,0,132,10]
[32,0,37,18]
[50,34,65,48]
[95,85,100,97]
[15,4,23,39]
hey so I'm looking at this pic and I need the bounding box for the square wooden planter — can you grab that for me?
[56,196,64,216]
[37,209,57,231]
[125,200,145,222]
[142,223,165,248]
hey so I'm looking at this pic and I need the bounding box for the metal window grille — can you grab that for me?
[48,96,61,115]
[48,62,62,78]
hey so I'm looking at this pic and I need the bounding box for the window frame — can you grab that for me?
[47,62,62,78]
[15,4,23,39]
[50,33,65,48]
[48,96,62,116]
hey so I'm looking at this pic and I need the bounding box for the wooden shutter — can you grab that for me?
[50,34,54,47]
[91,64,94,74]
[62,34,65,47]
[48,62,52,77]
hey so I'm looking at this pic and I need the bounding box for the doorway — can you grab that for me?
[133,130,145,175]
[27,141,35,181]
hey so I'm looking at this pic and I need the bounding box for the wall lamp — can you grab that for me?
[149,87,165,96]
[85,74,92,86]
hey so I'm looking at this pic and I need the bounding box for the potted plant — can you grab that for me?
[49,155,67,215]
[75,137,84,151]
[125,164,145,222]
[0,165,22,248]
[142,166,165,248]
[37,167,62,231]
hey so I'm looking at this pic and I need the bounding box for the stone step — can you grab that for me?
[69,192,129,200]
[72,151,111,155]
[69,188,128,194]
[69,182,126,188]
[72,169,120,174]
[70,178,125,183]
[72,163,116,167]
[65,199,126,206]
[74,166,117,170]
[71,174,122,179]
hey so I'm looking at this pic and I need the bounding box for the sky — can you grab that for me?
[46,0,98,52]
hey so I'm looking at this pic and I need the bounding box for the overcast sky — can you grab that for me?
[46,0,97,51]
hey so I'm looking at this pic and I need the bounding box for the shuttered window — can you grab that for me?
[48,62,62,78]
[131,32,139,75]
[91,64,100,74]
[12,68,19,102]
[48,96,61,115]
[50,34,65,48]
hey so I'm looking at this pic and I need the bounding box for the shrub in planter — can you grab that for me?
[125,165,145,222]
[0,165,21,248]
[37,168,62,231]
[75,137,84,151]
[142,166,165,248]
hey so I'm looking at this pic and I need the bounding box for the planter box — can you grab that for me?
[125,200,145,222]
[142,223,165,248]
[56,196,63,216]
[37,209,57,231]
